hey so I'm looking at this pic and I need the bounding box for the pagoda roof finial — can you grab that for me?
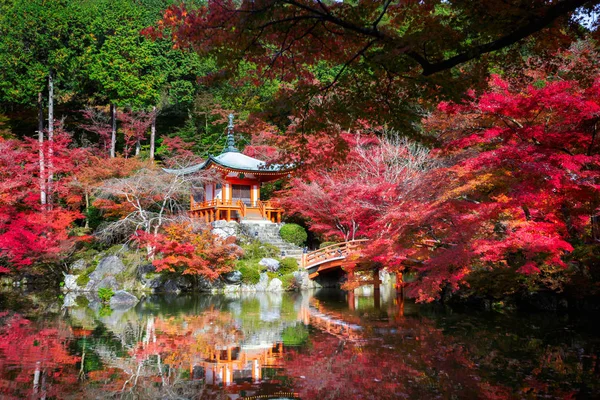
[222,113,239,153]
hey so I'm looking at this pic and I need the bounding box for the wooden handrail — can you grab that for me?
[237,200,247,218]
[302,239,369,269]
[191,198,240,211]
[257,200,266,219]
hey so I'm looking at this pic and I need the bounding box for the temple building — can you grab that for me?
[166,114,291,223]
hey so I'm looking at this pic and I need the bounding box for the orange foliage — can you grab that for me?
[138,222,242,280]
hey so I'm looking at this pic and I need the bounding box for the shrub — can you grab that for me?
[239,265,261,285]
[98,287,114,303]
[279,257,298,275]
[241,240,280,260]
[319,241,337,249]
[280,273,298,290]
[75,265,96,287]
[280,224,307,246]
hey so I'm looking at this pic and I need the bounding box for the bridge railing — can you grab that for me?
[302,239,369,269]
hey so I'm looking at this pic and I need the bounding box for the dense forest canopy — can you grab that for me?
[0,0,598,303]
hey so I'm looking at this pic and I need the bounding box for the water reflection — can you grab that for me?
[0,287,599,399]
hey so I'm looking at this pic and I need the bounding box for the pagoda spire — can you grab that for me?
[222,113,239,153]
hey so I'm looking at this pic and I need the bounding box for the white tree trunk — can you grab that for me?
[149,106,156,160]
[47,70,54,206]
[110,104,117,158]
[37,92,46,207]
[135,140,141,156]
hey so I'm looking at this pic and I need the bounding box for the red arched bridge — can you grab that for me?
[300,239,371,280]
[300,239,408,305]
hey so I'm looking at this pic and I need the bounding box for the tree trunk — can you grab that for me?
[135,140,141,156]
[47,70,54,207]
[37,92,47,207]
[110,104,117,158]
[84,191,90,229]
[149,106,156,160]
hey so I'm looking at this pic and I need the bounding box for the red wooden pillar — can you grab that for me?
[395,272,404,299]
[347,290,355,311]
[226,209,231,222]
[347,269,356,311]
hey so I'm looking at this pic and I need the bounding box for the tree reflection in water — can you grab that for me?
[0,290,598,399]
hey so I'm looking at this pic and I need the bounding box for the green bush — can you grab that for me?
[280,224,307,246]
[279,257,298,275]
[98,287,114,303]
[239,265,261,285]
[319,241,337,249]
[280,273,297,290]
[75,265,96,287]
[85,205,104,230]
[242,240,279,260]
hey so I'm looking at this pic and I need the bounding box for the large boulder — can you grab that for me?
[69,259,87,273]
[223,271,242,284]
[136,264,155,278]
[160,276,195,293]
[211,220,239,239]
[63,274,80,292]
[254,273,270,291]
[109,290,138,309]
[259,258,280,272]
[293,271,321,290]
[137,264,162,290]
[88,256,126,282]
[94,276,119,291]
[267,278,283,292]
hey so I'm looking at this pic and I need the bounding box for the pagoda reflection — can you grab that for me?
[191,341,284,386]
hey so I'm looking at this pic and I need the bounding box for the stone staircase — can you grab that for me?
[240,222,304,261]
[243,208,264,221]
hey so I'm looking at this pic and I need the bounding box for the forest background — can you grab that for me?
[0,0,599,305]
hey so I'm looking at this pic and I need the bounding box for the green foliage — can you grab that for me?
[75,296,89,308]
[279,257,298,275]
[260,180,284,200]
[281,325,309,346]
[98,305,113,317]
[85,206,104,231]
[279,273,297,290]
[241,240,279,260]
[280,224,307,246]
[75,265,97,287]
[319,241,338,249]
[98,287,114,303]
[238,262,261,285]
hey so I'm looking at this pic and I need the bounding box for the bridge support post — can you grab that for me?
[395,272,405,299]
[395,272,405,317]
[347,270,356,311]
[347,290,355,311]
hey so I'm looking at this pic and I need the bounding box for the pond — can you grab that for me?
[0,286,598,399]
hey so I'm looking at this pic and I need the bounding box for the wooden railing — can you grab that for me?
[237,200,247,218]
[257,200,266,218]
[302,239,369,269]
[190,198,238,211]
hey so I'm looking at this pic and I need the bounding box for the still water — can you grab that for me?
[0,286,599,399]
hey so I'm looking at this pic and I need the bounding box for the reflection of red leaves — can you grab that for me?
[0,314,80,397]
